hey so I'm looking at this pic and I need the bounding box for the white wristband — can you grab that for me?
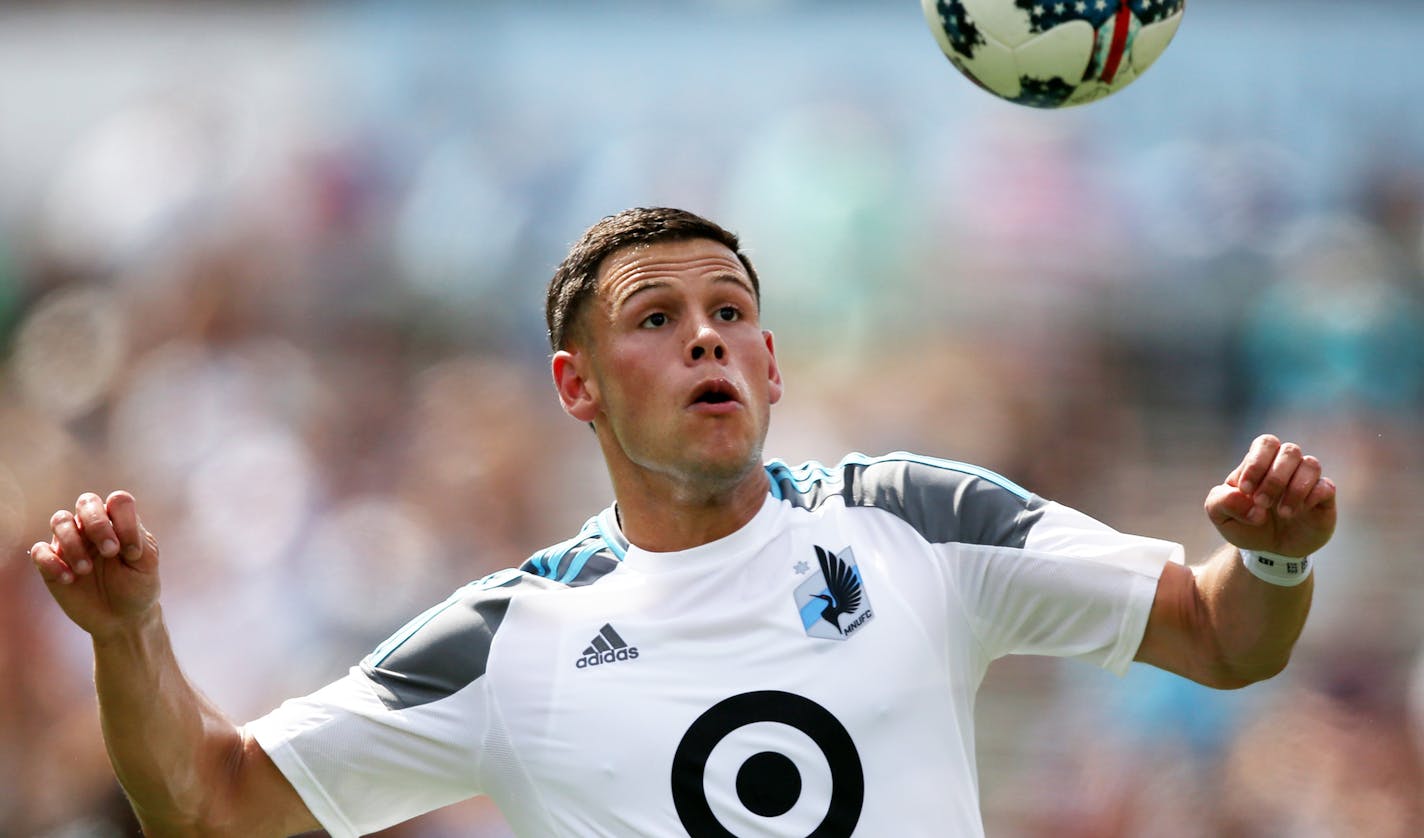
[1239,548,1313,587]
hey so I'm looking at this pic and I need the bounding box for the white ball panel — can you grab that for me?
[962,0,1037,47]
[961,31,1024,98]
[1014,19,1096,83]
[1130,10,1185,73]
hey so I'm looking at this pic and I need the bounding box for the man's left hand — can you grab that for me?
[1205,434,1337,558]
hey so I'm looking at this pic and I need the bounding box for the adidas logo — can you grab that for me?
[575,623,640,669]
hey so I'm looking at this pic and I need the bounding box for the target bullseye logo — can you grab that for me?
[671,690,863,837]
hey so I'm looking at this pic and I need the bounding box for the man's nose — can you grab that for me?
[688,324,726,363]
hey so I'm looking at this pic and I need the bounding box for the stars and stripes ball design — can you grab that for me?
[922,0,1186,108]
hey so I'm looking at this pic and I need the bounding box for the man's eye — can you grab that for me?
[641,312,669,329]
[715,306,740,322]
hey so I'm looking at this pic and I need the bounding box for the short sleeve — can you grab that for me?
[946,501,1184,675]
[247,667,488,837]
[245,574,530,836]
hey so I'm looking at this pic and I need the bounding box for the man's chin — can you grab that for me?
[679,445,764,488]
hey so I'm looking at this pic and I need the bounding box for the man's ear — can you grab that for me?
[553,348,599,423]
[763,330,784,405]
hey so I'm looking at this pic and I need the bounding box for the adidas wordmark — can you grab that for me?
[575,623,640,669]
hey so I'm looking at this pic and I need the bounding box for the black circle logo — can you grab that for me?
[670,690,863,837]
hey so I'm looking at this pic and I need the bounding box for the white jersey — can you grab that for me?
[249,453,1181,837]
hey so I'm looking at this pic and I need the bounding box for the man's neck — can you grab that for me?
[612,466,770,553]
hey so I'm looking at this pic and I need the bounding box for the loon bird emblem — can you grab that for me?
[809,545,863,635]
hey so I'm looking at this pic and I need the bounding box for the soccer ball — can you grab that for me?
[922,0,1186,108]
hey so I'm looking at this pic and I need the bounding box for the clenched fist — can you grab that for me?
[1206,434,1337,559]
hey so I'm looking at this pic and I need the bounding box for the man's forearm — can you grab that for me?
[1195,543,1314,685]
[91,606,244,832]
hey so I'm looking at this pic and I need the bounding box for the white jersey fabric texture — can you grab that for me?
[248,452,1183,837]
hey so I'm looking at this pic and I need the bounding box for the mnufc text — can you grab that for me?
[843,609,873,637]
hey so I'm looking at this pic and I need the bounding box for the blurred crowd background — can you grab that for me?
[2,1,1423,835]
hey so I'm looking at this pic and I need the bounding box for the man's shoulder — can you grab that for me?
[765,452,1047,548]
[355,569,551,709]
[764,451,1034,507]
[517,508,626,588]
[350,512,631,711]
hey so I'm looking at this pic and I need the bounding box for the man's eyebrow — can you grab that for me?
[711,273,756,297]
[609,279,670,315]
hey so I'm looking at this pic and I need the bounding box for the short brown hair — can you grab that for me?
[545,207,761,351]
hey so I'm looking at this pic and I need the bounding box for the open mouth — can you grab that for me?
[690,380,740,407]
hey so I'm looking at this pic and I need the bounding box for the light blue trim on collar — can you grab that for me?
[595,505,628,561]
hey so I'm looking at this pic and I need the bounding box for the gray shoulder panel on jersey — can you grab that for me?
[769,455,1047,548]
[360,572,563,711]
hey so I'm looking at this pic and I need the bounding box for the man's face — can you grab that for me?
[553,237,783,491]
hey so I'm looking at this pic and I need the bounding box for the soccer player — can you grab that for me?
[30,207,1336,836]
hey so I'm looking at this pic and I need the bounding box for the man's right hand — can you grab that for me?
[28,490,319,836]
[30,491,162,640]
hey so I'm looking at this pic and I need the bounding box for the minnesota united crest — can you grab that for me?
[794,546,874,641]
